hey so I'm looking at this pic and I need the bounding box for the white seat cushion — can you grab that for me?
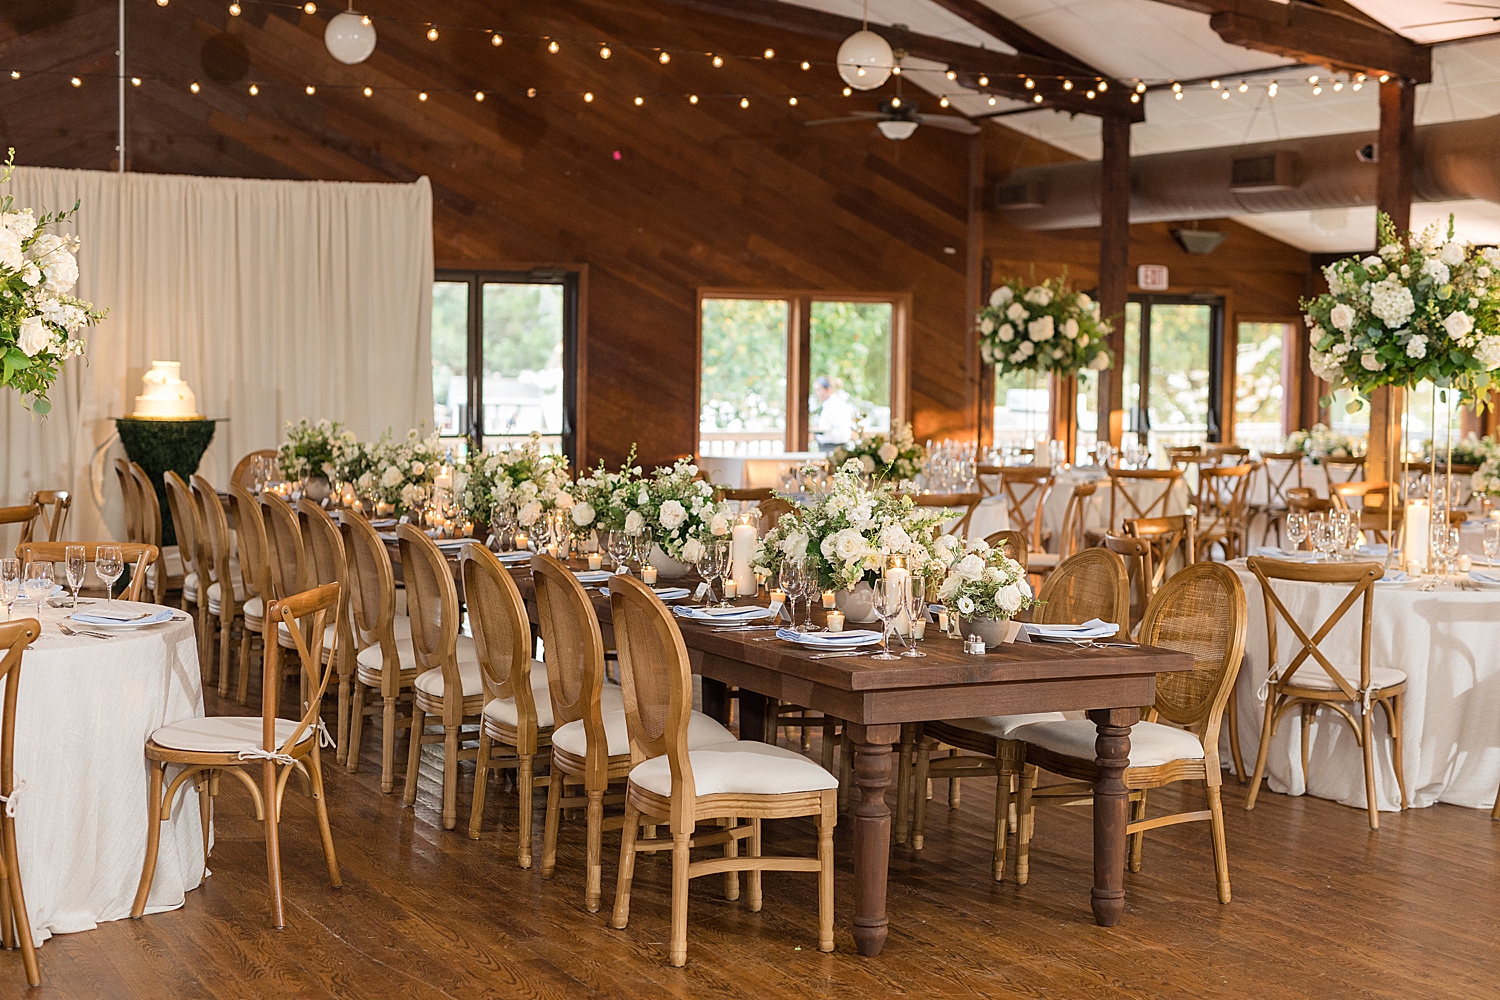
[413,645,494,700]
[629,740,838,797]
[945,713,1068,740]
[552,702,734,758]
[481,662,562,729]
[1012,719,1205,769]
[145,546,184,585]
[276,619,338,651]
[243,595,263,622]
[1285,664,1406,692]
[206,578,248,614]
[355,634,478,675]
[1027,552,1060,569]
[151,715,309,754]
[182,572,198,601]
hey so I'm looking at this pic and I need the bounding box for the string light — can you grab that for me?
[418,91,428,101]
[156,0,167,6]
[305,84,315,95]
[1238,80,1248,92]
[1086,89,1095,99]
[1312,84,1322,95]
[1033,94,1043,103]
[763,48,774,59]
[1129,93,1139,103]
[363,85,373,96]
[1307,74,1318,84]
[801,61,811,71]
[1210,79,1220,89]
[788,95,797,105]
[547,39,560,54]
[1171,81,1181,92]
[526,88,536,97]
[939,96,949,107]
[658,51,670,64]
[427,26,439,41]
[1063,79,1073,90]
[891,66,900,76]
[599,45,611,59]
[491,33,502,46]
[1174,90,1182,100]
[1136,81,1146,93]
[987,95,997,106]
[1220,89,1229,100]
[189,81,200,93]
[584,91,594,102]
[946,70,957,81]
[977,75,988,86]
[634,95,643,105]
[740,97,749,108]
[132,76,142,86]
[1333,79,1343,92]
[9,72,18,80]
[1379,73,1390,83]
[229,2,240,14]
[890,96,901,108]
[712,54,723,67]
[475,90,484,101]
[248,83,258,95]
[1024,77,1034,89]
[71,76,82,87]
[1098,80,1107,92]
[689,94,698,104]
[842,86,852,96]
[303,2,315,12]
[1267,81,1278,96]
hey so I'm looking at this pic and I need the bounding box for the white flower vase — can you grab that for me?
[649,544,692,580]
[961,616,1023,649]
[304,476,332,503]
[834,581,880,623]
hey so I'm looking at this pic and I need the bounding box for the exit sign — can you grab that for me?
[1137,264,1170,291]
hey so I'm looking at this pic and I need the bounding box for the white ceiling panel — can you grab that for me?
[777,0,1016,51]
[1235,201,1500,253]
[1345,1,1500,44]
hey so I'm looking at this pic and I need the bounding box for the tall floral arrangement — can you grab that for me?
[752,459,948,591]
[831,422,924,481]
[615,458,729,563]
[568,447,643,535]
[342,428,442,513]
[976,275,1111,377]
[1305,214,1500,403]
[278,418,345,480]
[932,536,1036,621]
[0,150,105,414]
[1284,423,1365,464]
[459,432,572,527]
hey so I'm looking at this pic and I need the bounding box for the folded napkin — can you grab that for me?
[1253,546,1318,562]
[72,608,173,626]
[652,587,691,601]
[1357,543,1390,557]
[1023,618,1120,641]
[369,518,399,529]
[495,551,533,564]
[673,605,776,622]
[775,628,880,646]
[1469,568,1500,585]
[1377,569,1410,584]
[573,570,612,584]
[434,538,469,550]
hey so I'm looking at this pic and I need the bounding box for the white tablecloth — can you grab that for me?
[1226,563,1500,813]
[1038,468,1191,547]
[5,601,206,944]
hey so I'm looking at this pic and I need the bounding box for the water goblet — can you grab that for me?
[777,562,802,625]
[712,540,734,609]
[696,545,721,604]
[23,562,54,618]
[868,575,901,661]
[1284,510,1308,551]
[900,570,927,658]
[1311,519,1336,562]
[96,544,124,605]
[1484,520,1500,568]
[0,558,19,621]
[65,544,86,609]
[631,529,655,577]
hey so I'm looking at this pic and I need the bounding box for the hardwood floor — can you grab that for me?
[19,689,1500,998]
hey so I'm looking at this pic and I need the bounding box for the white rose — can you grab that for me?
[624,510,645,535]
[571,501,596,526]
[1006,302,1026,323]
[1329,303,1355,333]
[381,465,404,488]
[1062,318,1078,339]
[659,499,687,529]
[709,513,730,536]
[410,460,426,477]
[979,317,994,335]
[637,487,651,506]
[833,528,866,562]
[1027,315,1055,342]
[1089,352,1110,371]
[681,537,705,563]
[1441,241,1467,266]
[16,315,50,357]
[995,582,1023,616]
[934,534,960,560]
[997,323,1015,343]
[956,595,976,616]
[938,575,962,602]
[955,553,985,583]
[400,483,416,505]
[1443,311,1473,340]
[988,285,1013,307]
[860,455,876,474]
[981,566,1003,585]
[518,500,543,526]
[879,523,911,552]
[1360,349,1385,372]
[357,471,374,490]
[980,342,995,364]
[877,442,899,465]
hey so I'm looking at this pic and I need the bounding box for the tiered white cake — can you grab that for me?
[132,361,200,418]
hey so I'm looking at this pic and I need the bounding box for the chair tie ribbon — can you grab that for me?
[0,779,30,818]
[1258,661,1281,703]
[236,748,297,766]
[317,719,336,749]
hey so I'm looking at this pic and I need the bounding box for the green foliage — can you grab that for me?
[699,298,787,431]
[1235,323,1285,425]
[810,301,890,414]
[482,283,563,376]
[431,281,468,409]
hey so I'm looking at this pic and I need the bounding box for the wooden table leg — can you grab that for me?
[1088,707,1138,927]
[739,691,773,744]
[700,678,728,725]
[848,722,901,957]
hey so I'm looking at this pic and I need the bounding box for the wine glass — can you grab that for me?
[23,562,54,617]
[1312,518,1337,562]
[632,529,655,577]
[778,562,803,627]
[1284,510,1308,552]
[610,530,633,573]
[1484,520,1500,568]
[1436,525,1461,583]
[96,544,124,605]
[711,540,734,608]
[869,574,901,661]
[0,558,19,621]
[900,570,927,658]
[65,544,86,609]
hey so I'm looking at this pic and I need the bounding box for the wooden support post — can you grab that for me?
[1096,114,1131,448]
[1367,78,1416,482]
[968,135,990,449]
[1050,373,1077,462]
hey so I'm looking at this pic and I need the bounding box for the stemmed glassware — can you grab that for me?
[0,558,19,621]
[65,545,86,609]
[1284,509,1309,552]
[609,530,633,572]
[23,562,54,617]
[1310,516,1336,561]
[96,545,124,606]
[868,572,902,661]
[1433,525,1461,583]
[631,529,655,578]
[900,569,926,658]
[777,562,802,625]
[796,562,819,629]
[711,540,734,608]
[1484,520,1500,568]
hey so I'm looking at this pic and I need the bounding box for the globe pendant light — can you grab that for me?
[325,9,377,65]
[838,29,893,91]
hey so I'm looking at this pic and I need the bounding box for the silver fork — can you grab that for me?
[808,651,868,659]
[58,624,113,640]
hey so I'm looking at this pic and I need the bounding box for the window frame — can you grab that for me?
[434,268,582,464]
[1124,292,1227,445]
[695,288,910,455]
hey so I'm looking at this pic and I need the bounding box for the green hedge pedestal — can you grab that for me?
[115,417,218,547]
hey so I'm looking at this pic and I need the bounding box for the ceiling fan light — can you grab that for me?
[837,30,893,90]
[876,119,918,140]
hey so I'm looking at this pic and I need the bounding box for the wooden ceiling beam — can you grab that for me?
[922,0,1102,74]
[1147,0,1432,83]
[648,0,1143,120]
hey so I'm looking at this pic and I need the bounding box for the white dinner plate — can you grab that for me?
[69,607,175,629]
[776,629,881,648]
[573,570,612,585]
[495,551,534,564]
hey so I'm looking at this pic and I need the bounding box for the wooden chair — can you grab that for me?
[231,449,279,491]
[1330,480,1397,512]
[983,529,1029,574]
[191,475,246,697]
[1204,443,1251,465]
[1286,489,1335,516]
[260,492,311,602]
[1014,562,1248,902]
[298,502,355,761]
[464,543,552,866]
[912,492,982,537]
[162,471,204,625]
[133,463,181,604]
[905,547,1130,876]
[1027,479,1097,579]
[1195,462,1257,561]
[1320,454,1366,485]
[133,582,342,928]
[401,525,486,830]
[0,505,41,558]
[1124,515,1196,595]
[229,484,272,705]
[607,573,837,967]
[116,460,141,544]
[757,497,795,534]
[1104,534,1153,634]
[532,554,732,907]
[15,543,159,603]
[1249,450,1304,545]
[995,467,1054,554]
[22,490,70,544]
[1107,468,1184,536]
[0,618,40,986]
[341,510,418,793]
[1243,558,1404,828]
[714,487,774,503]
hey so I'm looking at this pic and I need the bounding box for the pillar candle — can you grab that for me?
[730,518,758,594]
[1404,500,1430,573]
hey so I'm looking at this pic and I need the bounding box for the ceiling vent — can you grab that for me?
[995,180,1046,208]
[1230,152,1298,192]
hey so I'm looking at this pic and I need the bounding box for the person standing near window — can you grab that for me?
[811,376,855,452]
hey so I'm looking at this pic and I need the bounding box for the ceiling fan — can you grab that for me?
[805,98,980,141]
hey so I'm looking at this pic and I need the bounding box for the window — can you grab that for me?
[1123,295,1224,461]
[698,293,906,456]
[432,270,578,460]
[992,370,1050,450]
[1235,322,1290,451]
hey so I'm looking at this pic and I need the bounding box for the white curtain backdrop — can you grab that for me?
[0,167,433,541]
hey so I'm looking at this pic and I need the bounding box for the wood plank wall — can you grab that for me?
[1,0,1316,468]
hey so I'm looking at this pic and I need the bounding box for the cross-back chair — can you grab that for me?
[0,618,40,986]
[1027,479,1098,580]
[607,573,837,967]
[1103,534,1153,634]
[400,525,486,830]
[995,467,1054,554]
[1107,468,1184,536]
[1286,489,1335,517]
[230,484,272,705]
[1250,450,1305,545]
[714,487,774,503]
[15,543,159,603]
[134,582,342,928]
[1196,462,1257,561]
[1124,515,1196,593]
[1320,455,1366,485]
[1330,480,1397,511]
[132,463,180,603]
[191,475,245,697]
[912,492,982,537]
[22,490,70,544]
[1243,558,1404,828]
[0,505,40,559]
[757,498,795,534]
[1013,562,1248,902]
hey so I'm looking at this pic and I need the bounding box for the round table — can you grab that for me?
[1226,562,1500,814]
[4,600,206,945]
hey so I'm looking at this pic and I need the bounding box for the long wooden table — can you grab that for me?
[387,540,1194,955]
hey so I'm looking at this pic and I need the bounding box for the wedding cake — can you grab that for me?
[132,361,200,418]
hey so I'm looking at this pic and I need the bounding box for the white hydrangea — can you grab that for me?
[1423,259,1451,285]
[1309,349,1343,383]
[997,323,1015,343]
[1023,285,1053,306]
[1405,334,1427,360]
[988,285,1013,307]
[1475,337,1500,370]
[1027,315,1054,342]
[1368,277,1415,328]
[1062,317,1078,339]
[979,316,994,335]
[1006,302,1026,323]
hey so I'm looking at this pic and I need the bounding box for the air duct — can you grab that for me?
[996,113,1500,230]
